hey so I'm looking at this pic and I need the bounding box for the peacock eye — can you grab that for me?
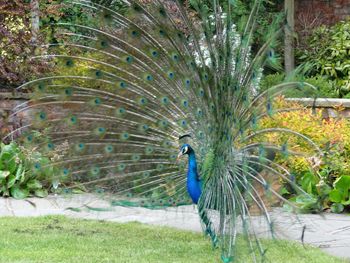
[182,146,188,154]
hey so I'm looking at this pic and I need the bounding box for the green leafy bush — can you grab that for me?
[328,175,350,212]
[259,74,335,98]
[0,142,52,199]
[299,20,350,98]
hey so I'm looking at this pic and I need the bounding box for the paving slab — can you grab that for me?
[0,198,13,216]
[0,194,349,260]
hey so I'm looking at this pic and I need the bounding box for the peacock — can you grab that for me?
[4,0,322,262]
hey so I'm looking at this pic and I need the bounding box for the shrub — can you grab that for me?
[299,20,350,98]
[259,74,336,98]
[259,98,350,213]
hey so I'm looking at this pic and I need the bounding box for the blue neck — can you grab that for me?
[187,150,202,204]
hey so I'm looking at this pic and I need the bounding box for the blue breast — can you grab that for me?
[186,151,202,204]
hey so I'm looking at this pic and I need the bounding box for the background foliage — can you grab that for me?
[261,17,350,99]
[0,0,48,87]
[297,20,350,98]
[0,0,126,88]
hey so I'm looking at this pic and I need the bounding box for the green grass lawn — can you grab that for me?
[0,216,347,263]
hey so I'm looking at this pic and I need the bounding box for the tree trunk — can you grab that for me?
[284,0,295,75]
[30,0,40,44]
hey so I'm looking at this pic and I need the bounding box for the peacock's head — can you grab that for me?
[177,144,193,160]
[177,134,193,161]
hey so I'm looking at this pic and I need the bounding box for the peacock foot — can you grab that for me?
[221,255,234,263]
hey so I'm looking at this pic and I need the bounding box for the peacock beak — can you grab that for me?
[176,151,184,162]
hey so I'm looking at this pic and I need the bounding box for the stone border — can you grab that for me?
[0,92,30,100]
[287,98,350,108]
[287,98,350,118]
[0,92,30,140]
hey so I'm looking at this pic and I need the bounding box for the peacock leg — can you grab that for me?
[199,207,218,248]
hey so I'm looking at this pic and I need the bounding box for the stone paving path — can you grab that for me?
[1,194,350,261]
